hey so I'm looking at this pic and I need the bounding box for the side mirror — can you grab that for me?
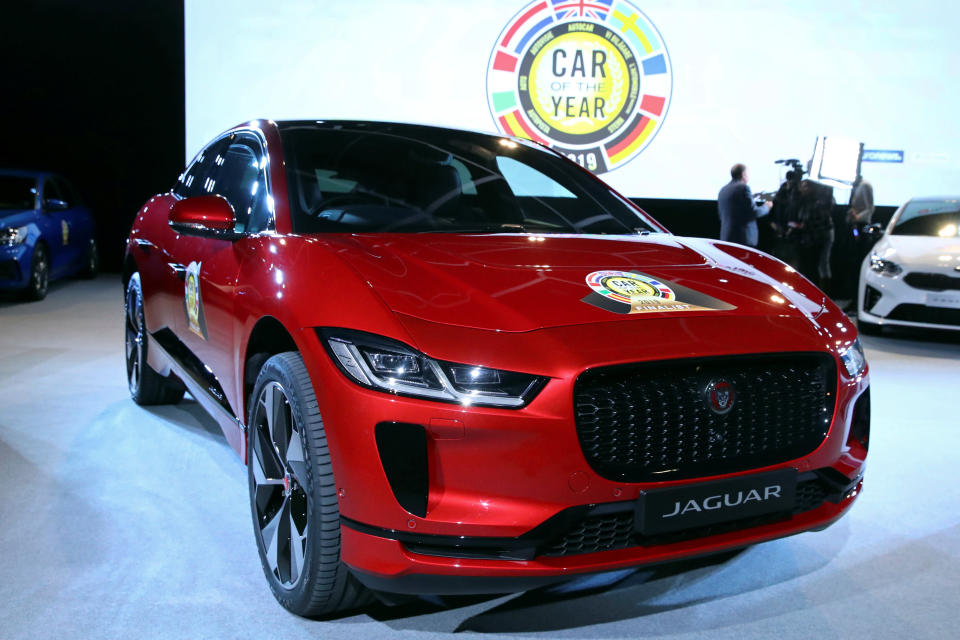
[44,198,69,211]
[865,222,884,238]
[169,195,240,240]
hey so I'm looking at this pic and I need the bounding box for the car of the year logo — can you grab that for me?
[123,119,870,617]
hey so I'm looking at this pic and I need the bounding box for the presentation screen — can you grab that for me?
[186,0,958,206]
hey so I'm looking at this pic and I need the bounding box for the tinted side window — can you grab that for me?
[210,133,270,232]
[174,139,227,198]
[50,177,81,207]
[57,177,81,206]
[43,178,62,204]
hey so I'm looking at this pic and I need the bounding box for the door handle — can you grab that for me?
[168,262,187,280]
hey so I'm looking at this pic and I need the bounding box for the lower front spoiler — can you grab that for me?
[349,542,766,596]
[859,307,960,332]
[343,471,863,596]
[352,569,573,596]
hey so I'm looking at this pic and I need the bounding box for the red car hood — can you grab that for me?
[319,233,824,332]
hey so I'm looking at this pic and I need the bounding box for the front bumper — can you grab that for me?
[859,262,960,331]
[295,314,869,593]
[0,243,30,288]
[344,471,862,595]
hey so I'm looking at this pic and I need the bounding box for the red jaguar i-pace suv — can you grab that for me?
[123,119,869,616]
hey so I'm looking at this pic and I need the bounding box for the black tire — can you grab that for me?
[80,239,99,278]
[24,244,49,301]
[247,352,372,617]
[125,273,185,405]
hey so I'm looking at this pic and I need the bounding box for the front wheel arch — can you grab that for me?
[242,315,299,422]
[121,252,138,291]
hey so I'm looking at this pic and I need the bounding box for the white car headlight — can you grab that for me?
[320,328,546,408]
[839,338,867,377]
[0,225,28,246]
[869,252,902,276]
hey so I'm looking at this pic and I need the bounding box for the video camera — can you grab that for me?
[775,158,805,183]
[756,158,807,204]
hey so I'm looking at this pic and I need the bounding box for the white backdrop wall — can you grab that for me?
[186,0,959,205]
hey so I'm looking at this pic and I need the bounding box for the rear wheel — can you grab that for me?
[125,273,185,405]
[80,239,99,278]
[248,352,371,617]
[24,244,49,301]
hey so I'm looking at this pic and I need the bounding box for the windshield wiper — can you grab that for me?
[417,225,514,234]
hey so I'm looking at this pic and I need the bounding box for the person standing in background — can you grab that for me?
[718,163,772,247]
[841,176,877,303]
[769,170,803,266]
[793,179,836,292]
[848,177,875,225]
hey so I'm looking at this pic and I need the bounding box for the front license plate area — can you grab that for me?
[926,292,960,309]
[637,469,797,536]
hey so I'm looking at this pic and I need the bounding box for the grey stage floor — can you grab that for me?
[1,276,959,640]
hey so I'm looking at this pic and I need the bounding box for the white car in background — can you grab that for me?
[858,197,960,334]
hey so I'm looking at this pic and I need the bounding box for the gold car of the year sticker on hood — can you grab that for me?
[582,270,736,315]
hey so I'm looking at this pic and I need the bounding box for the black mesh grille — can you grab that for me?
[903,272,960,291]
[794,477,830,512]
[542,474,834,557]
[542,512,634,557]
[887,303,960,326]
[0,260,20,281]
[573,354,836,482]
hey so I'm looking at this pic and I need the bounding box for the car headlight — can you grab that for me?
[839,338,867,377]
[869,252,902,276]
[319,328,546,408]
[1,226,28,246]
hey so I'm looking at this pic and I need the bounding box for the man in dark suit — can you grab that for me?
[718,163,771,246]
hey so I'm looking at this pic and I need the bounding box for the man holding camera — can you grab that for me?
[718,163,772,247]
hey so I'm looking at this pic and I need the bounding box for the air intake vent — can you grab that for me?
[375,422,428,517]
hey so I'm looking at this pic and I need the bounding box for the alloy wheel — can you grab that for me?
[251,381,311,589]
[124,280,144,395]
[32,251,48,297]
[88,242,99,273]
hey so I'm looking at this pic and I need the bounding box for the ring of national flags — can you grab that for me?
[486,0,672,173]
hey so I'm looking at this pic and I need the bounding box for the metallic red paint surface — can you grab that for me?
[125,120,868,588]
[341,489,861,584]
[168,195,235,229]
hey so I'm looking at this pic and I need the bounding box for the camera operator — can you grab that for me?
[791,179,836,292]
[769,169,803,267]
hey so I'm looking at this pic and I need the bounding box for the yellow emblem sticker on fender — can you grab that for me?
[184,261,208,339]
[583,270,736,315]
[61,220,69,246]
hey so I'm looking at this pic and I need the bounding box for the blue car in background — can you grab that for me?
[0,170,98,300]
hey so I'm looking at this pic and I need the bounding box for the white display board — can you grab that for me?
[185,0,959,205]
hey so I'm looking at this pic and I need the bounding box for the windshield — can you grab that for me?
[279,125,660,235]
[0,176,37,210]
[891,199,960,237]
